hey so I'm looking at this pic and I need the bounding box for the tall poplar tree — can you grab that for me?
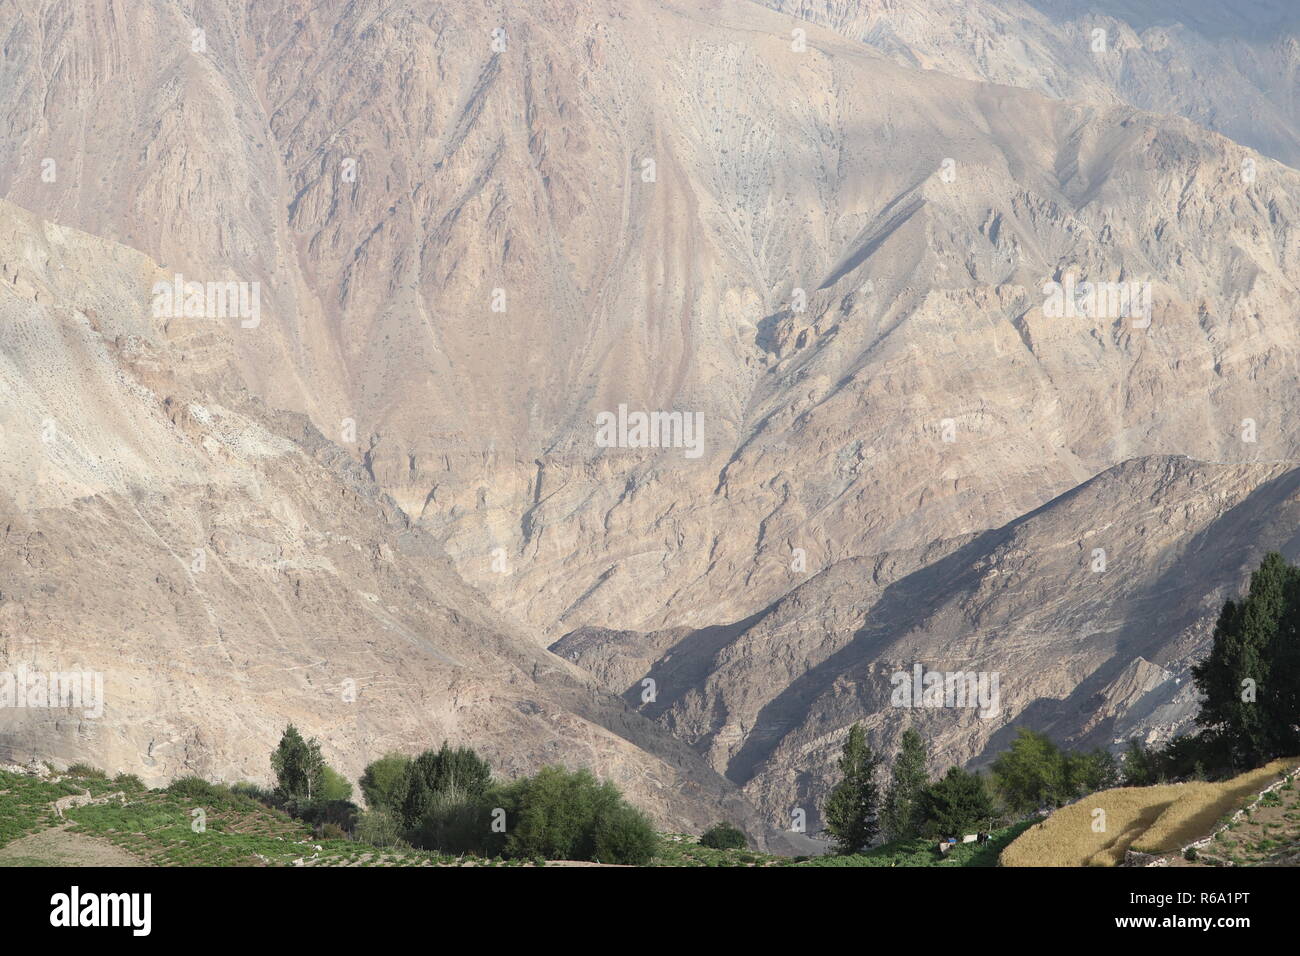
[823,723,883,854]
[1192,552,1298,767]
[882,728,928,842]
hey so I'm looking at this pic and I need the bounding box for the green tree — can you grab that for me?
[413,741,492,796]
[1192,552,1297,768]
[1063,748,1119,799]
[822,723,883,854]
[398,741,493,830]
[359,753,411,812]
[699,822,748,850]
[914,766,994,837]
[881,728,928,842]
[270,724,325,805]
[1270,573,1300,756]
[1120,739,1161,787]
[990,728,1067,813]
[488,766,658,864]
[320,765,353,802]
[593,804,659,865]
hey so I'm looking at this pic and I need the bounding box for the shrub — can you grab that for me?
[296,798,360,834]
[355,809,404,848]
[489,766,657,864]
[409,785,492,855]
[112,773,146,793]
[229,781,276,805]
[65,763,108,780]
[167,776,222,802]
[699,822,748,850]
[320,822,347,840]
[593,804,658,865]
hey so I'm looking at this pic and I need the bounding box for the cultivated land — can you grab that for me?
[1001,759,1300,867]
[0,764,1017,867]
[7,758,1297,868]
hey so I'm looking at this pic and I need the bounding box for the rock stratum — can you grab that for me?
[1,0,1298,838]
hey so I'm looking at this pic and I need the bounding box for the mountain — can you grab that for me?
[1,0,1298,835]
[0,197,781,845]
[760,0,1300,167]
[555,455,1300,826]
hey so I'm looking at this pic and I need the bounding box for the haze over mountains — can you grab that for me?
[1,0,1298,841]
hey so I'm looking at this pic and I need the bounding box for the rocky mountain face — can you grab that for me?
[761,0,1300,166]
[555,456,1300,823]
[0,198,781,843]
[1,0,1298,838]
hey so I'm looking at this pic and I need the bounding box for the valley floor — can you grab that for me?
[3,763,1295,867]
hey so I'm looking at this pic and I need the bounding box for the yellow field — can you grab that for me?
[1000,759,1299,867]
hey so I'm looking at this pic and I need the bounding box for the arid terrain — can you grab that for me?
[2,0,1299,842]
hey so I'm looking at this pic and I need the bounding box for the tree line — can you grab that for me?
[822,723,1120,854]
[264,728,659,864]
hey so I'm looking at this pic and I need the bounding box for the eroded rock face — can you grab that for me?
[1,0,1299,835]
[761,0,1300,167]
[555,457,1300,827]
[0,199,775,843]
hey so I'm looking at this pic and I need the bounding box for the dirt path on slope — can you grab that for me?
[0,825,145,867]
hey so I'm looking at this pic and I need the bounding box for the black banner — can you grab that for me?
[4,864,1282,942]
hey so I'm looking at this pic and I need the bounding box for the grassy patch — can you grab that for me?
[797,822,1033,867]
[64,789,454,867]
[651,835,790,867]
[0,769,83,847]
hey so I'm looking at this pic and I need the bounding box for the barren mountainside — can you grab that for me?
[0,197,780,842]
[1,0,1298,838]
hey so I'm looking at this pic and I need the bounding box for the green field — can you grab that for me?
[795,822,1033,867]
[0,767,1040,868]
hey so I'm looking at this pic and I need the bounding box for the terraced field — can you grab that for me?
[0,768,478,867]
[1194,774,1300,867]
[1001,760,1300,867]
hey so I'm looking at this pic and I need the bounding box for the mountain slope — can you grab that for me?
[556,455,1300,825]
[0,197,779,844]
[5,1,1299,644]
[762,0,1300,167]
[2,0,1299,833]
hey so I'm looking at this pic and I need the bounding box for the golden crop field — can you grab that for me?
[1000,759,1299,867]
